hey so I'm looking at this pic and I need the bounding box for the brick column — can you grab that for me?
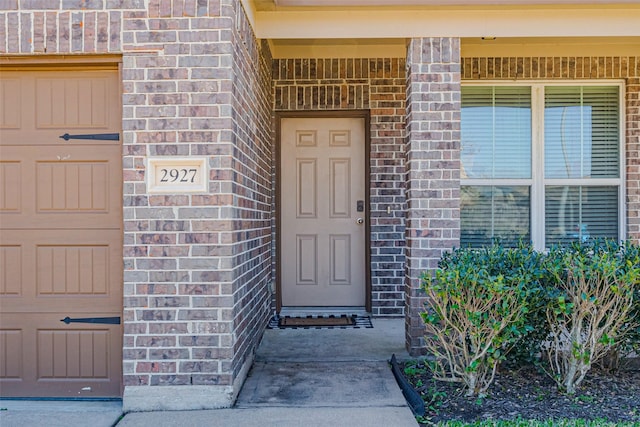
[120,0,273,411]
[404,38,461,355]
[627,75,640,242]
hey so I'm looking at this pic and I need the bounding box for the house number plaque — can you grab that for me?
[147,157,208,194]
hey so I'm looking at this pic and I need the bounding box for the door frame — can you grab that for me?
[275,110,372,313]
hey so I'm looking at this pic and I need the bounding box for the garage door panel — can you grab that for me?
[36,76,111,130]
[0,161,22,212]
[38,329,110,379]
[0,245,22,296]
[0,146,121,229]
[0,70,119,145]
[0,229,121,311]
[1,240,35,301]
[37,244,109,296]
[0,329,23,379]
[37,161,109,212]
[0,78,22,129]
[0,314,121,397]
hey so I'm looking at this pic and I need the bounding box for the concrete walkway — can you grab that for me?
[0,400,123,427]
[1,318,418,427]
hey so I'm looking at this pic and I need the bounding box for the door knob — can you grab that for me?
[356,218,364,225]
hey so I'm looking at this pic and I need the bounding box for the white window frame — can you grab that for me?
[460,80,626,251]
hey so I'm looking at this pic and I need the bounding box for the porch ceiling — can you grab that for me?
[244,0,640,42]
[268,36,640,58]
[256,0,640,10]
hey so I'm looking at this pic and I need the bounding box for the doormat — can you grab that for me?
[268,315,373,329]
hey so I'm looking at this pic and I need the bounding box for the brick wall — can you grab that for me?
[405,38,462,355]
[120,0,273,408]
[461,56,640,243]
[120,1,241,396]
[1,0,273,410]
[228,3,273,383]
[273,58,407,316]
[0,0,129,54]
[629,76,640,241]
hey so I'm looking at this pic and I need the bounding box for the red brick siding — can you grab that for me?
[0,1,131,54]
[629,77,640,241]
[228,3,273,381]
[119,0,239,390]
[405,38,462,355]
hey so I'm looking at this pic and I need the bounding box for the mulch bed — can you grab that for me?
[401,360,640,425]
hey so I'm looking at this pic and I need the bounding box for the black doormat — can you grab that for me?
[268,314,373,329]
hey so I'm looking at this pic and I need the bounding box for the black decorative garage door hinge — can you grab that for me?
[61,316,121,325]
[59,133,120,141]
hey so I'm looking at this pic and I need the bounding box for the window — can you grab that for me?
[461,84,623,249]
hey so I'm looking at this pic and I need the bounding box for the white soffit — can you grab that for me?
[274,0,638,7]
[274,0,640,4]
[253,7,640,39]
[268,36,640,58]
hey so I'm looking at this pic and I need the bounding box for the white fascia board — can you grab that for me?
[241,0,257,27]
[275,0,640,5]
[254,8,640,39]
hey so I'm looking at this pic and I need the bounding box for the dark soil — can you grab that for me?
[401,360,640,425]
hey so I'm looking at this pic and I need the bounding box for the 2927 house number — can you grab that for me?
[159,168,198,183]
[147,157,208,194]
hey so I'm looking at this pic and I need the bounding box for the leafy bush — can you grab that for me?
[500,247,551,366]
[421,240,640,398]
[421,244,542,396]
[616,241,640,356]
[542,240,639,394]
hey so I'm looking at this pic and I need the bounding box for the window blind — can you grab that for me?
[461,186,531,247]
[461,86,531,179]
[544,86,619,179]
[460,84,621,249]
[545,186,619,245]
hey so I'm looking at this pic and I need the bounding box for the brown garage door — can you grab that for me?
[0,67,122,397]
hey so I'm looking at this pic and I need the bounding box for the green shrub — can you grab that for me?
[542,240,639,394]
[421,244,542,397]
[498,246,551,366]
[616,241,640,356]
[421,240,640,397]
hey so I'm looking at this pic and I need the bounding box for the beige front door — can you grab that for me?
[280,117,366,307]
[0,68,123,397]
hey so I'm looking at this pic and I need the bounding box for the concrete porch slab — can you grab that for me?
[236,361,406,408]
[256,317,409,362]
[117,406,418,427]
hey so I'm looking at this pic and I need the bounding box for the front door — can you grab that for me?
[0,68,123,397]
[280,116,367,307]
